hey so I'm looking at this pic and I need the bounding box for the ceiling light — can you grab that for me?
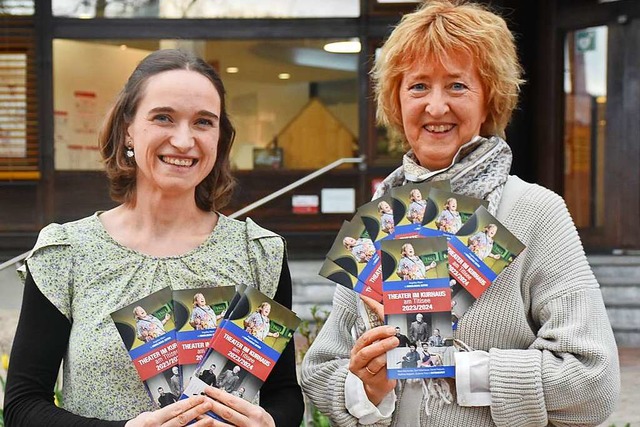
[278,73,291,80]
[226,67,239,74]
[323,38,361,54]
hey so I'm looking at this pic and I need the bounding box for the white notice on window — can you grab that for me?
[321,188,356,214]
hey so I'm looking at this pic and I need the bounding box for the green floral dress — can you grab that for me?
[18,212,284,420]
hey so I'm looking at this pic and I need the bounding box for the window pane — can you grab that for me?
[0,1,34,15]
[52,0,359,18]
[0,53,27,158]
[563,26,607,229]
[53,39,358,171]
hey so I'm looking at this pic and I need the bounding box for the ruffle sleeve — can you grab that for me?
[17,223,73,321]
[245,217,285,299]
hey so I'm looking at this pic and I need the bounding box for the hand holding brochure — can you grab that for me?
[380,237,455,379]
[321,181,526,381]
[182,285,301,421]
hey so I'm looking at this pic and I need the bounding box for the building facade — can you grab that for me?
[0,0,639,260]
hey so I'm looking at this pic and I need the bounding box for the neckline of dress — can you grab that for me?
[91,211,228,260]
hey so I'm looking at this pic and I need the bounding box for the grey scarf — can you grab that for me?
[364,135,512,421]
[372,136,512,216]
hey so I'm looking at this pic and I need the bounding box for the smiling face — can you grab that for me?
[402,243,415,258]
[446,198,458,212]
[378,201,392,214]
[126,69,221,201]
[399,51,487,170]
[195,293,206,307]
[260,303,271,316]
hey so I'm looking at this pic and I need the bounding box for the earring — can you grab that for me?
[125,139,134,158]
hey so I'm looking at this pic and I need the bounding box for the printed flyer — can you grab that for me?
[173,285,237,393]
[449,206,526,327]
[380,237,455,379]
[186,285,301,421]
[391,180,450,239]
[111,287,178,408]
[325,218,383,300]
[420,188,488,237]
[358,193,397,242]
[449,205,526,299]
[318,257,383,301]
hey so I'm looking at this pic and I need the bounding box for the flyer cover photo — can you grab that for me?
[380,237,455,379]
[184,285,301,420]
[173,285,237,394]
[111,287,178,408]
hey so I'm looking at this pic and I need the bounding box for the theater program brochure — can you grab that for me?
[182,285,301,421]
[391,180,450,239]
[325,218,383,301]
[449,206,526,327]
[380,236,455,379]
[111,287,177,407]
[173,285,236,394]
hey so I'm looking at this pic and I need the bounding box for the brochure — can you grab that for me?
[380,237,455,379]
[391,180,450,239]
[111,287,178,408]
[358,193,396,243]
[173,285,237,394]
[185,285,301,421]
[318,256,383,302]
[420,188,488,237]
[449,206,526,326]
[325,218,383,300]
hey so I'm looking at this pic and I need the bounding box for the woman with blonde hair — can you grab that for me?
[302,1,619,425]
[189,292,221,330]
[244,302,280,341]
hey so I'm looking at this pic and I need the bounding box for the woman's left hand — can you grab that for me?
[201,386,275,427]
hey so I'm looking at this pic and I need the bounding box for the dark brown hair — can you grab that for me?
[99,49,236,211]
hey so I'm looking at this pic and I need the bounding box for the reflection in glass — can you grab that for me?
[0,0,33,15]
[52,39,358,171]
[563,26,607,229]
[52,0,359,18]
[0,53,27,158]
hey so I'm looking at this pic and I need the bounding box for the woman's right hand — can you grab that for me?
[125,395,215,427]
[349,295,399,406]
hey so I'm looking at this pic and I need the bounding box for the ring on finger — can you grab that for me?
[365,365,376,375]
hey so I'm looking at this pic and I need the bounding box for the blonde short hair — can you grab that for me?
[371,0,524,141]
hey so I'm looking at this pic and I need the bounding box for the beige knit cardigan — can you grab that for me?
[300,175,620,427]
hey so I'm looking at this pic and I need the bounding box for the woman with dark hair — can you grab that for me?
[5,49,303,427]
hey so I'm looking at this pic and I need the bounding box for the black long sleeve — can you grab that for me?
[259,257,305,427]
[4,260,303,427]
[3,269,127,427]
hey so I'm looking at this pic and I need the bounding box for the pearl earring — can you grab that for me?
[125,139,134,158]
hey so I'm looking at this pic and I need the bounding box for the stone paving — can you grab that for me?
[0,263,638,425]
[601,347,640,427]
